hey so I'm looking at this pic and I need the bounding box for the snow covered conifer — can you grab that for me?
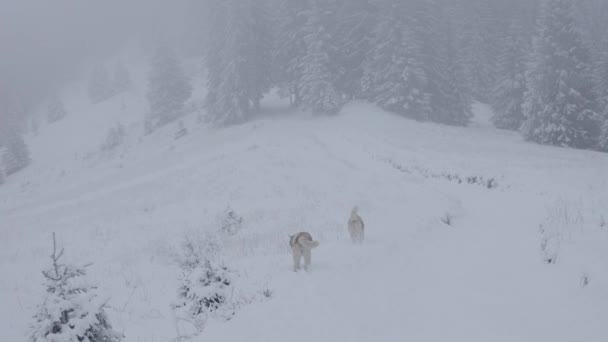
[47,96,67,124]
[599,119,608,151]
[298,1,343,115]
[172,234,236,332]
[87,64,113,104]
[361,0,430,120]
[333,0,377,100]
[146,46,192,133]
[205,0,273,126]
[0,152,5,185]
[491,20,529,130]
[595,38,608,151]
[272,0,309,106]
[2,129,30,175]
[113,62,132,95]
[29,233,122,342]
[420,0,471,126]
[522,0,600,149]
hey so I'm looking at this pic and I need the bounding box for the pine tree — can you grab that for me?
[146,46,192,133]
[113,62,132,94]
[205,0,273,125]
[47,96,67,124]
[361,0,430,120]
[333,0,377,99]
[522,0,600,149]
[419,0,471,126]
[0,153,5,185]
[87,64,113,104]
[491,20,529,130]
[272,0,310,106]
[298,1,343,115]
[594,37,608,152]
[29,233,122,342]
[2,129,30,175]
[599,119,608,151]
[457,0,503,103]
[171,235,235,332]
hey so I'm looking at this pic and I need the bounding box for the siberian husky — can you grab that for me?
[289,232,320,272]
[348,206,365,243]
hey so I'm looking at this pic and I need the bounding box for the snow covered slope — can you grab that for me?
[1,97,607,341]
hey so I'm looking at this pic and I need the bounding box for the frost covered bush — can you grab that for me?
[29,234,122,342]
[172,234,237,333]
[219,206,243,235]
[440,212,453,226]
[47,96,67,124]
[174,121,188,140]
[2,129,30,175]
[101,123,126,152]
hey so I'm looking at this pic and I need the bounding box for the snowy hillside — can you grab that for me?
[1,94,608,341]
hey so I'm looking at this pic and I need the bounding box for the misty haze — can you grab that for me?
[1,0,607,341]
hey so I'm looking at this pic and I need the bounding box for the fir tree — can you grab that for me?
[87,64,113,104]
[597,41,608,151]
[419,0,471,126]
[599,119,608,151]
[2,128,30,175]
[361,0,430,120]
[491,20,529,130]
[113,62,132,94]
[0,152,5,185]
[47,96,67,124]
[522,0,600,149]
[171,234,235,332]
[456,0,504,103]
[272,0,309,106]
[205,0,273,125]
[146,46,192,133]
[29,233,122,342]
[333,0,377,99]
[298,1,343,115]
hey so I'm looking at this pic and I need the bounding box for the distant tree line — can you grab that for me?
[184,0,608,151]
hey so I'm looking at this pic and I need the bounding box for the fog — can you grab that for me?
[0,0,189,103]
[0,0,607,152]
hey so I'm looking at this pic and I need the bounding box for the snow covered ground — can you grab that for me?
[1,93,607,341]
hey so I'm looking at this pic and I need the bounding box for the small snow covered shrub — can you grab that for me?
[538,200,582,265]
[174,121,188,140]
[46,96,67,123]
[219,206,243,235]
[0,152,5,185]
[172,233,237,333]
[539,224,559,264]
[580,272,590,288]
[101,123,126,152]
[261,289,273,299]
[440,212,453,226]
[29,233,122,342]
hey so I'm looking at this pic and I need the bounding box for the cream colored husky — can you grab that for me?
[348,206,365,243]
[289,232,320,272]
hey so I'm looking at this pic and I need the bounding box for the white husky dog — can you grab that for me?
[289,232,320,272]
[348,206,365,243]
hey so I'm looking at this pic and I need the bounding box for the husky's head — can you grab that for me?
[288,234,295,247]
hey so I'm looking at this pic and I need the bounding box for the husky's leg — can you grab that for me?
[292,248,301,272]
[348,226,356,243]
[303,249,311,271]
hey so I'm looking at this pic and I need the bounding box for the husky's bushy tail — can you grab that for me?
[302,239,320,249]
